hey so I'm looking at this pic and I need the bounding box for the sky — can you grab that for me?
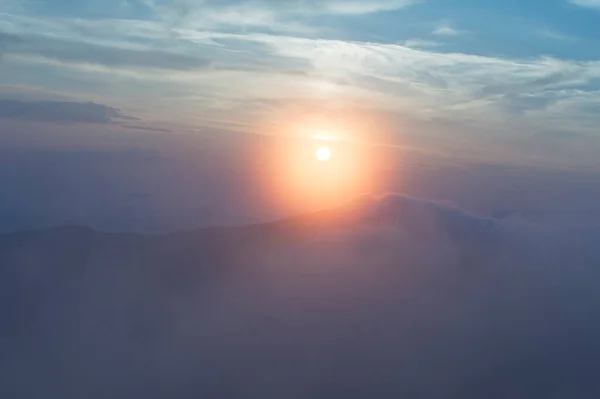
[2,0,600,231]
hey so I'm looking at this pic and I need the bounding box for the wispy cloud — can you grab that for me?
[536,29,572,41]
[148,0,421,34]
[319,0,421,14]
[432,25,462,36]
[569,0,600,9]
[0,99,136,124]
[402,39,442,49]
[154,0,421,16]
[1,31,213,71]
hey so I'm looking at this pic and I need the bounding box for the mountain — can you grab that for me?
[1,195,600,399]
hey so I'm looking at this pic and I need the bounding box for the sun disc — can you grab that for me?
[316,146,331,162]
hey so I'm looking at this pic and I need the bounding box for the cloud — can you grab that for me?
[536,29,573,41]
[0,32,21,46]
[0,31,212,71]
[0,99,136,124]
[432,25,461,36]
[5,22,600,167]
[318,0,421,14]
[249,33,599,109]
[2,194,600,398]
[160,0,420,16]
[569,0,600,9]
[402,38,442,48]
[121,124,173,133]
[151,0,420,34]
[0,31,21,57]
[2,8,600,168]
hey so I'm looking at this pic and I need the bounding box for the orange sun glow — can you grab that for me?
[258,130,389,215]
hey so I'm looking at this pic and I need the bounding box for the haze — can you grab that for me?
[2,1,600,398]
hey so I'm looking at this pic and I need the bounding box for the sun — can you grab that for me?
[316,146,331,162]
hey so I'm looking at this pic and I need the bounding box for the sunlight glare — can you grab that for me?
[316,146,331,162]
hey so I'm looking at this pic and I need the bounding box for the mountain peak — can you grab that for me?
[271,194,497,244]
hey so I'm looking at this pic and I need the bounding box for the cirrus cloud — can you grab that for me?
[569,0,600,9]
[0,99,136,124]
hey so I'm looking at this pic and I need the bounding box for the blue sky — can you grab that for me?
[2,0,600,170]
